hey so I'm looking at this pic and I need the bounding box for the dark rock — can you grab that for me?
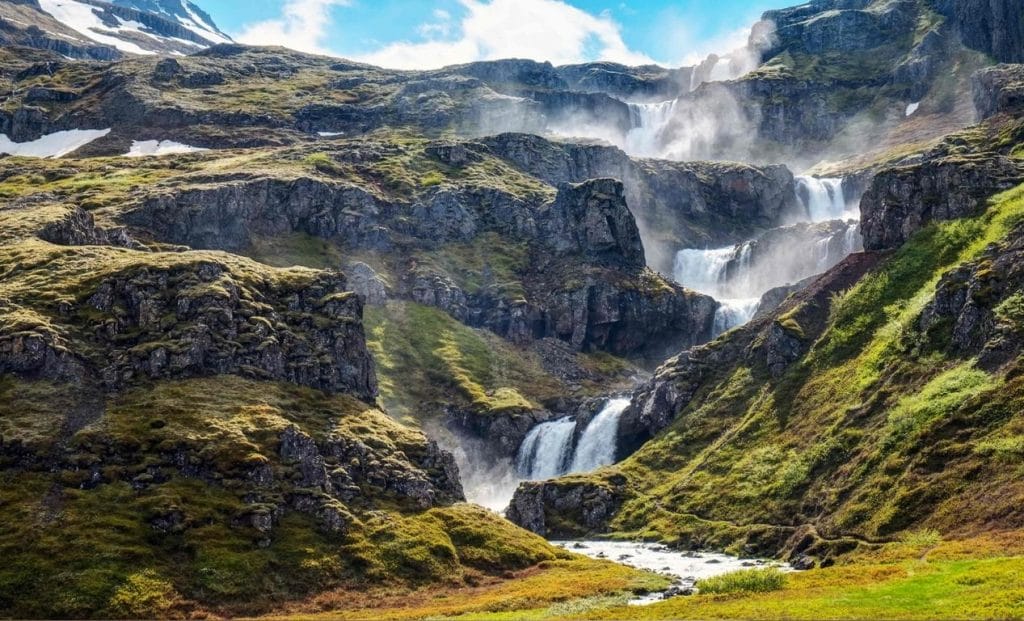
[506,473,626,537]
[540,179,645,269]
[920,222,1024,369]
[973,64,1024,120]
[790,554,816,570]
[152,58,182,82]
[861,154,1024,250]
[933,0,1024,63]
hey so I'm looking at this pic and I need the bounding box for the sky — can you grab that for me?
[198,0,780,69]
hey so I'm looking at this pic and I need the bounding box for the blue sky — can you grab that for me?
[199,0,780,69]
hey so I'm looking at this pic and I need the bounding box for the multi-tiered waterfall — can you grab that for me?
[515,398,631,482]
[673,177,863,337]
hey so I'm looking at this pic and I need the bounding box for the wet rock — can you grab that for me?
[790,554,816,570]
[662,585,696,598]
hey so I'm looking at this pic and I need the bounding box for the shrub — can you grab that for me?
[901,528,942,548]
[420,171,445,187]
[697,568,787,595]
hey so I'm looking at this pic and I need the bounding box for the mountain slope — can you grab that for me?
[0,0,230,59]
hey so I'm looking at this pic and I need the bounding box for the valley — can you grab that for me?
[1,0,1024,618]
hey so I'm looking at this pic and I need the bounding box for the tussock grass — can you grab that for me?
[697,568,787,595]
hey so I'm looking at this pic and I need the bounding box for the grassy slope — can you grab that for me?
[3,375,649,618]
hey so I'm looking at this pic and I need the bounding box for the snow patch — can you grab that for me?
[177,0,232,44]
[0,129,111,158]
[123,140,207,157]
[905,102,920,117]
[38,0,155,55]
[317,131,345,137]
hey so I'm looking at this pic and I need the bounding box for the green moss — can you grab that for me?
[364,301,563,420]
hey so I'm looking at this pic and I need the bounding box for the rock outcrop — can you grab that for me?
[0,255,378,400]
[973,64,1024,120]
[861,154,1024,250]
[933,0,1024,63]
[507,473,627,537]
[539,179,645,269]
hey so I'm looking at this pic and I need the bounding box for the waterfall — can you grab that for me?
[712,298,761,337]
[515,417,577,480]
[795,176,848,222]
[515,398,633,482]
[673,246,734,297]
[625,100,678,157]
[844,221,862,253]
[814,234,835,271]
[569,398,631,473]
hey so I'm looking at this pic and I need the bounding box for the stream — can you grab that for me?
[553,540,791,605]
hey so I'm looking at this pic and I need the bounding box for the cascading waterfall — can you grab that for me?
[673,176,863,336]
[625,100,678,157]
[795,176,850,222]
[515,417,577,480]
[570,398,631,472]
[515,398,632,482]
[712,298,761,337]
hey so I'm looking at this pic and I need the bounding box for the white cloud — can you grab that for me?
[235,0,350,55]
[355,0,656,69]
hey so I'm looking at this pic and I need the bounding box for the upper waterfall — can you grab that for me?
[625,100,678,157]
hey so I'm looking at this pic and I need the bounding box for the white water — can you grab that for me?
[516,417,577,480]
[570,398,631,472]
[554,540,791,605]
[795,176,852,222]
[515,397,633,486]
[712,298,761,337]
[674,176,862,336]
[625,100,678,157]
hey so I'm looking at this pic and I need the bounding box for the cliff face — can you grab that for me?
[932,0,1024,63]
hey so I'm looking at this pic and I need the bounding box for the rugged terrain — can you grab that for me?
[2,0,1024,618]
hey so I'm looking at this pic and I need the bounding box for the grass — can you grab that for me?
[579,547,1024,620]
[364,301,562,420]
[0,374,585,618]
[697,568,787,594]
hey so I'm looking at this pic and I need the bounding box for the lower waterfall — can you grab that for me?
[712,298,762,337]
[570,398,631,472]
[515,417,576,480]
[515,398,632,482]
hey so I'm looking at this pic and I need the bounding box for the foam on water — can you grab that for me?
[554,540,791,605]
